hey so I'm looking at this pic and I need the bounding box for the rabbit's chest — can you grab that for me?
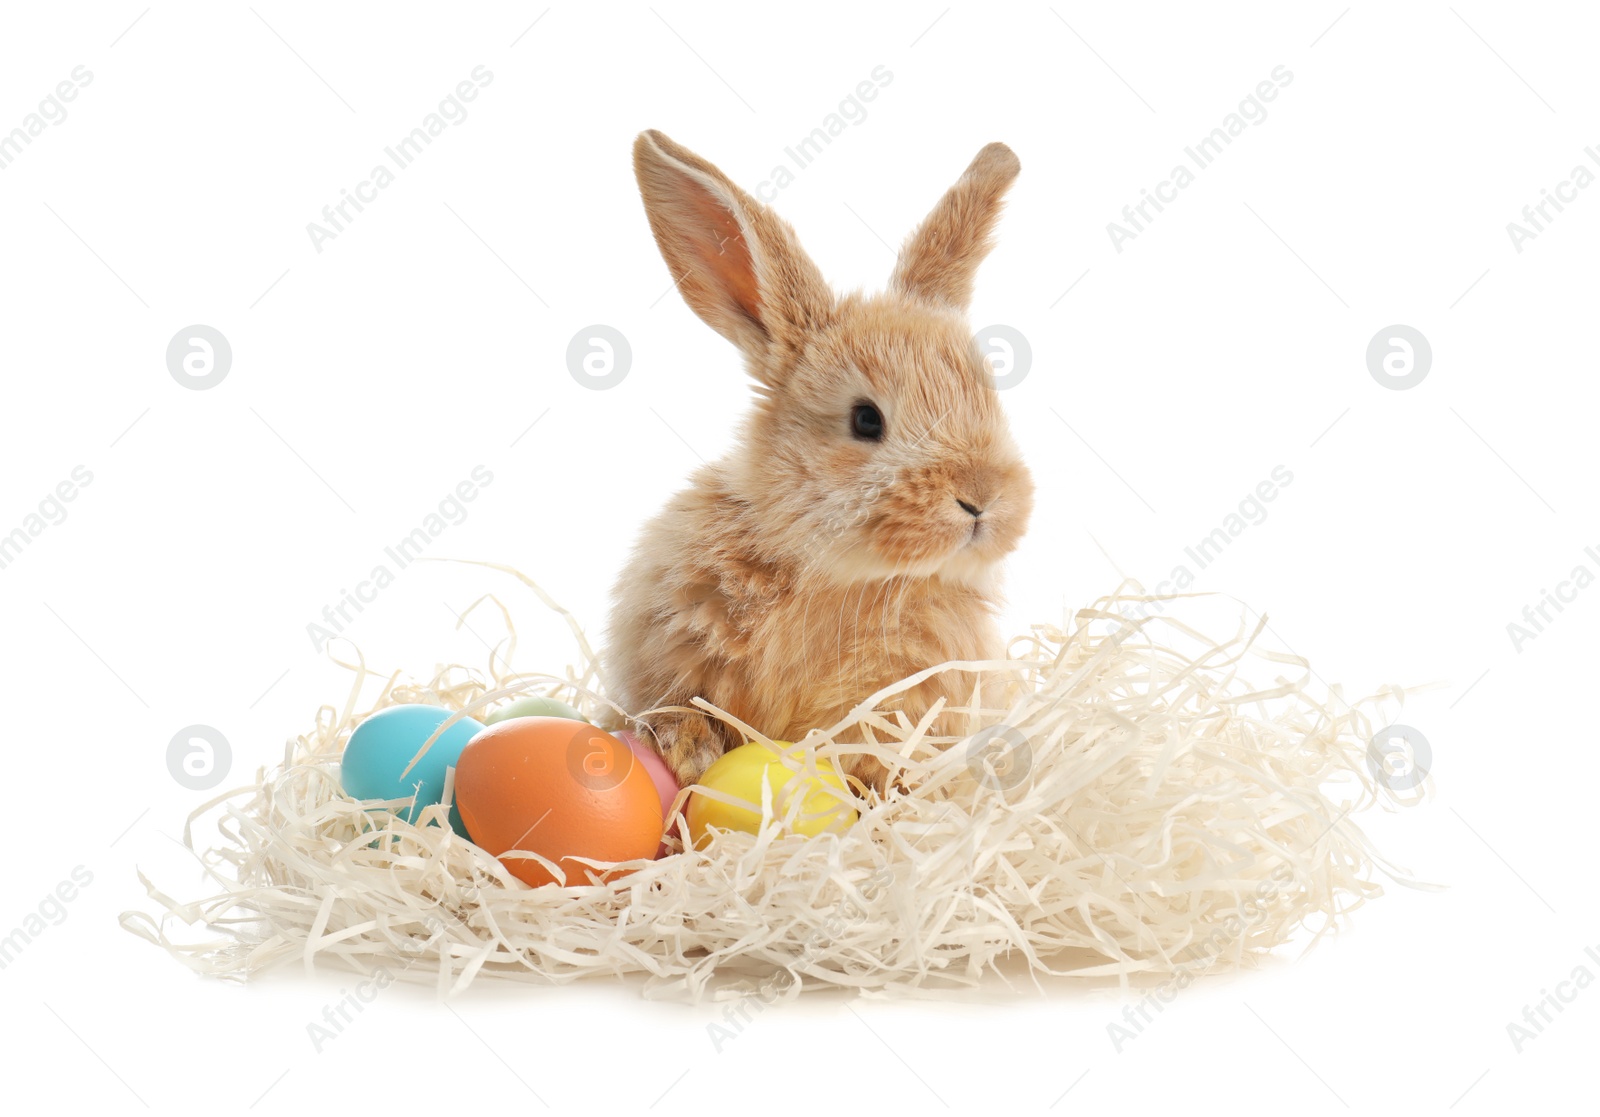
[731,577,994,708]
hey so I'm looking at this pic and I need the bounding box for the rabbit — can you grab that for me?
[604,129,1033,793]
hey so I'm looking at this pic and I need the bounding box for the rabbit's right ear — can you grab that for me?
[634,130,832,371]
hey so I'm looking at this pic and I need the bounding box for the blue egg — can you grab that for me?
[340,704,485,837]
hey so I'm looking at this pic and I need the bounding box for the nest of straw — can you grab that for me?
[122,564,1418,1001]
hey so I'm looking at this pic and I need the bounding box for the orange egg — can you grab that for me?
[455,717,664,888]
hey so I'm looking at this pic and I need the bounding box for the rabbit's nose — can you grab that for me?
[957,498,984,519]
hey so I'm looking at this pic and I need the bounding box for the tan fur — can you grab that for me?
[606,131,1033,790]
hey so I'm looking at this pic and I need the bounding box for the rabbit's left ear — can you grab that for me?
[890,143,1020,311]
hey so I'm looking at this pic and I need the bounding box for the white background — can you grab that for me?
[2,2,1596,1112]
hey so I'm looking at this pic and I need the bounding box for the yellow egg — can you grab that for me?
[687,741,857,846]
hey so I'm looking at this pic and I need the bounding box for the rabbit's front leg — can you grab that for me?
[641,707,734,788]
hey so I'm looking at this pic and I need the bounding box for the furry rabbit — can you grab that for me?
[605,129,1033,791]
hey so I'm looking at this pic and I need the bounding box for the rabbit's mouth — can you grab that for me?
[864,499,1024,572]
[889,518,1019,583]
[957,516,1013,564]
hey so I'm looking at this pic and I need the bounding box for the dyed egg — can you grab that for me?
[617,729,682,856]
[615,730,680,819]
[687,741,857,847]
[483,695,587,725]
[455,717,664,887]
[340,704,484,836]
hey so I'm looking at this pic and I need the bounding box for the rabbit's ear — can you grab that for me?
[634,130,832,366]
[890,143,1020,311]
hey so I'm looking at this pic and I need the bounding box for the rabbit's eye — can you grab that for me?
[851,401,885,442]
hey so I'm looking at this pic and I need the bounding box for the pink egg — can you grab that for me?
[618,730,681,856]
